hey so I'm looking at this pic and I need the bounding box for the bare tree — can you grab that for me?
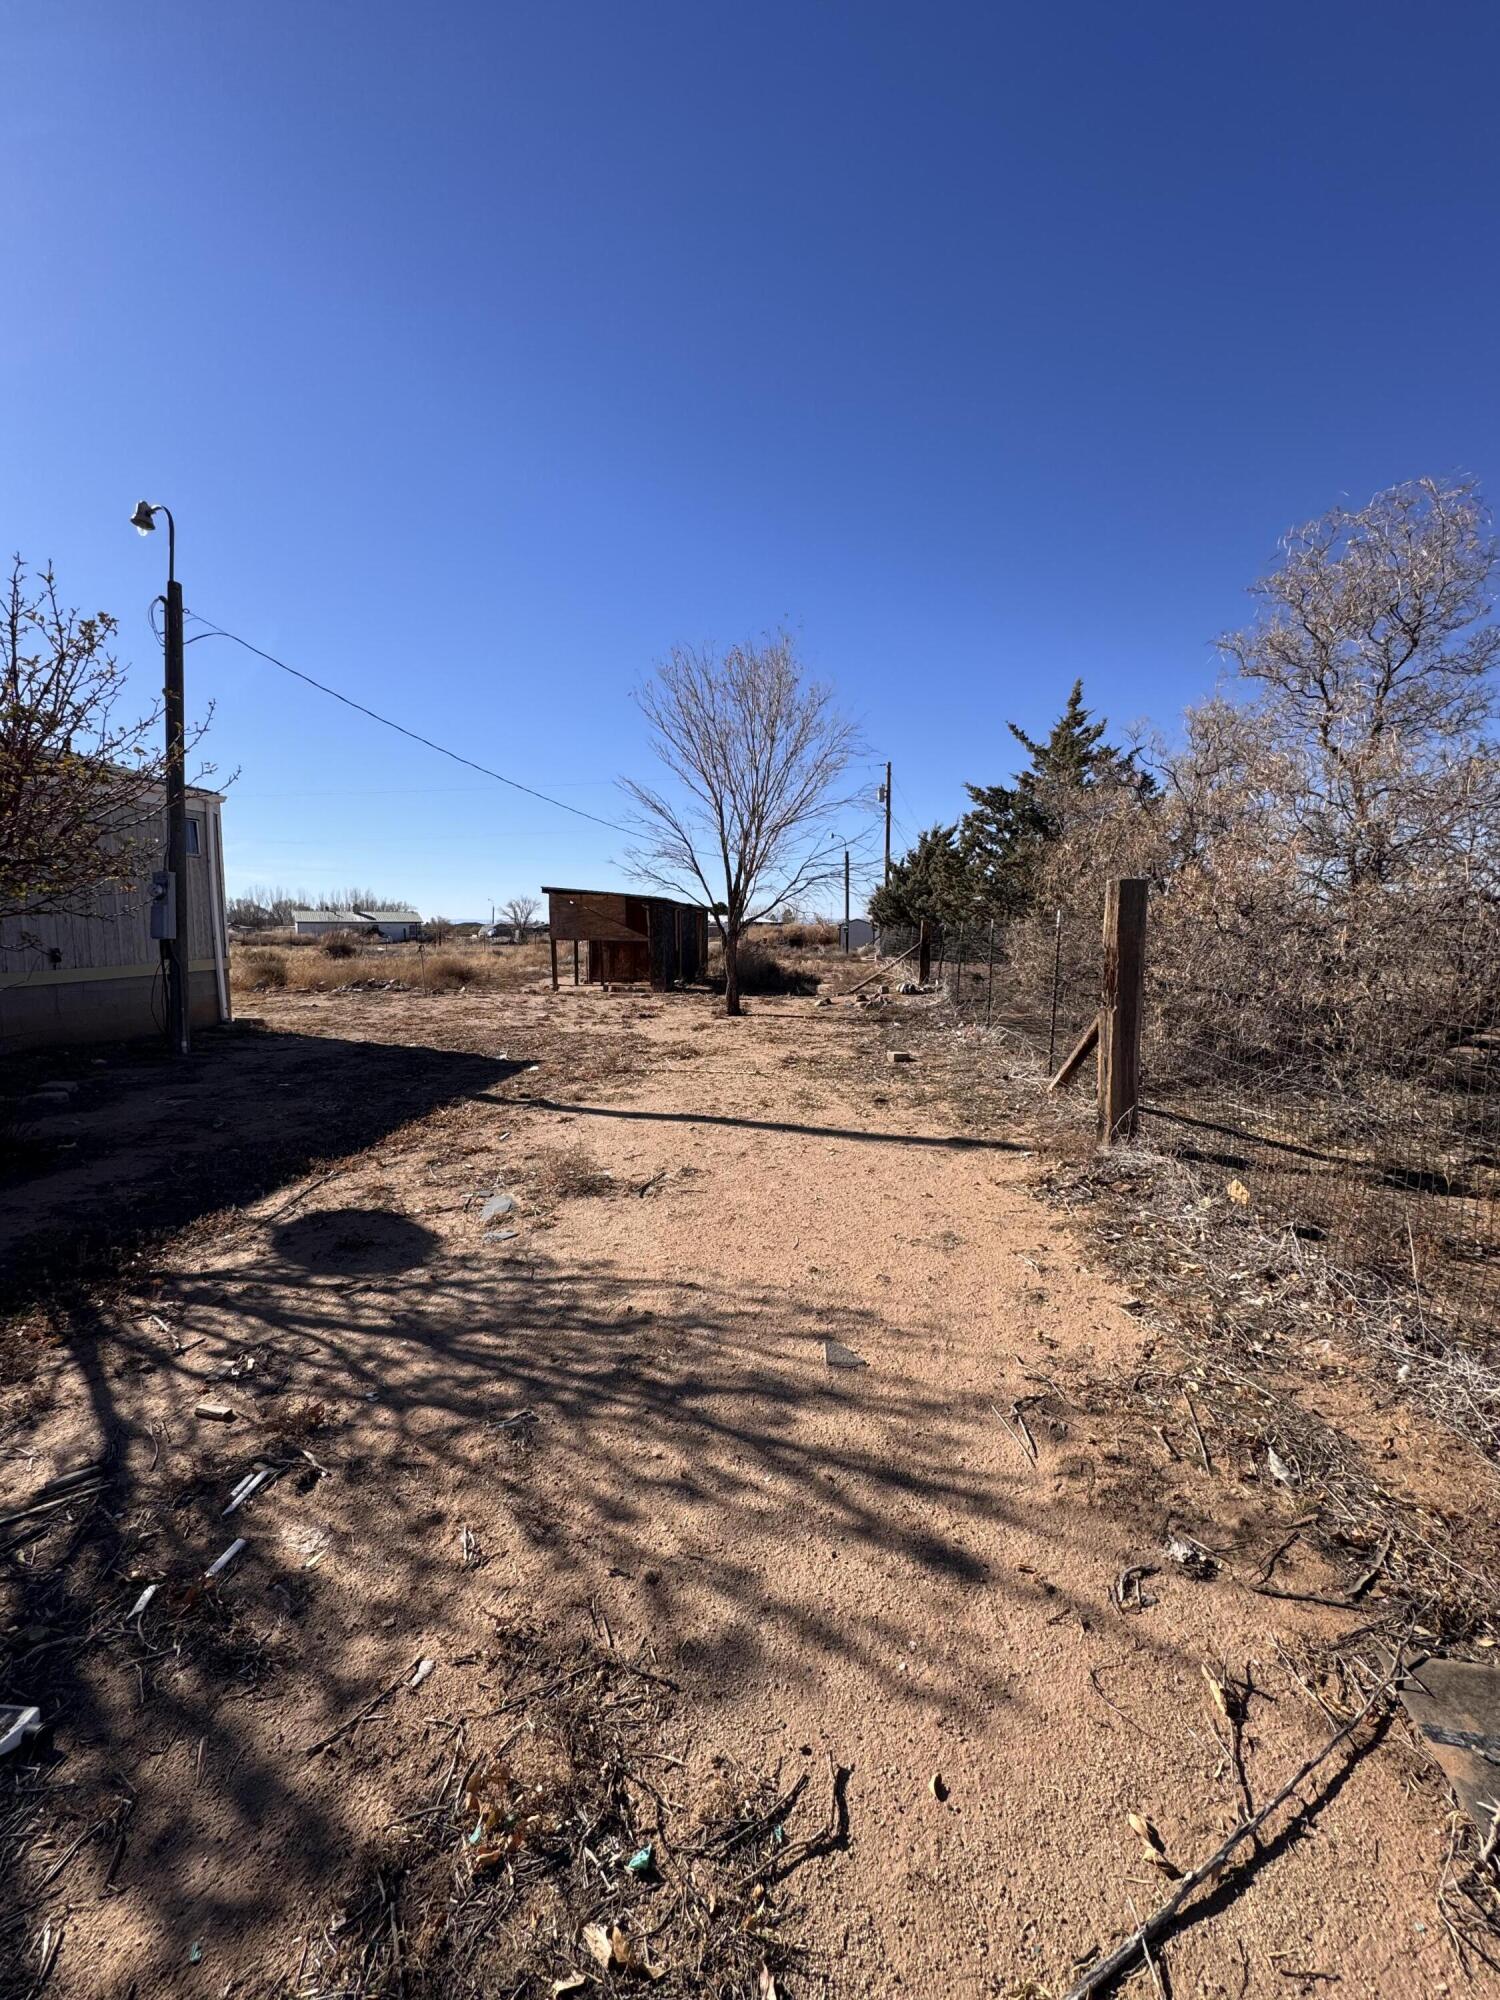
[1219,476,1498,892]
[622,635,859,1014]
[501,893,539,940]
[0,557,201,932]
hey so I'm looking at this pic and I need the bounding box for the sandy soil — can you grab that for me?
[0,980,1482,1997]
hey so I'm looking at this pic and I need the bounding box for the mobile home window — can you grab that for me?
[185,818,201,856]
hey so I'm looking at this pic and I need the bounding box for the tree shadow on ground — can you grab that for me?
[2,1223,1251,1997]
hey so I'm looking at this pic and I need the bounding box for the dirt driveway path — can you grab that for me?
[2,986,1463,1996]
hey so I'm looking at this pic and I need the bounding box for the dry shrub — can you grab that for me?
[418,949,502,992]
[320,932,364,959]
[527,1143,615,1203]
[239,948,288,991]
[777,920,838,950]
[712,942,819,996]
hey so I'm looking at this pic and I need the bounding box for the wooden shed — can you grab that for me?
[543,886,708,991]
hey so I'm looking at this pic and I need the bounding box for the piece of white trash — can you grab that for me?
[0,1706,42,1757]
[223,1468,273,1516]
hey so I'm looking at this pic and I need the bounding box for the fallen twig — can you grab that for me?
[1062,1648,1405,1999]
[990,1400,1039,1465]
[304,1657,425,1758]
[1181,1386,1212,1475]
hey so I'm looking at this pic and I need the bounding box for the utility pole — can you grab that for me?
[132,501,190,1056]
[843,846,851,951]
[882,760,892,885]
[164,570,188,1056]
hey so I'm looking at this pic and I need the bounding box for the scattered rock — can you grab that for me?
[195,1401,236,1422]
[480,1193,516,1222]
[888,1050,914,1064]
[823,1339,868,1371]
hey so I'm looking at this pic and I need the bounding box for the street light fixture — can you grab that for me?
[131,500,189,1056]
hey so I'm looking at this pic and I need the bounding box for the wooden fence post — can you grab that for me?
[1098,878,1147,1145]
[917,918,932,985]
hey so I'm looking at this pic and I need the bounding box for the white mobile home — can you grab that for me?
[289,907,422,941]
[0,785,230,1051]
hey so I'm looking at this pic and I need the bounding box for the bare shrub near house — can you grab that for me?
[1,557,210,933]
[622,634,860,1015]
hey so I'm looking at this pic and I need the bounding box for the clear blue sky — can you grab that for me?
[8,2,1497,918]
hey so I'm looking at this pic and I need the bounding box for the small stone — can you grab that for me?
[195,1401,235,1422]
[888,1050,915,1064]
[823,1339,868,1371]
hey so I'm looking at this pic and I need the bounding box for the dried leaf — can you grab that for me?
[553,1978,589,1998]
[1226,1178,1251,1206]
[1126,1811,1180,1875]
[1266,1446,1298,1487]
[582,1924,613,1969]
[1202,1666,1230,1721]
[758,1963,779,2000]
[930,1772,949,1803]
[608,1927,665,1981]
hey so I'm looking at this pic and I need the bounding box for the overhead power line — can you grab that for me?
[184,613,633,836]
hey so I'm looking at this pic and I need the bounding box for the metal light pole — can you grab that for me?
[131,500,190,1056]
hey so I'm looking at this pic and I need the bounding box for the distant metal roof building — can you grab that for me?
[289,907,423,937]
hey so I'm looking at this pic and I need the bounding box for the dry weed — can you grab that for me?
[526,1143,617,1205]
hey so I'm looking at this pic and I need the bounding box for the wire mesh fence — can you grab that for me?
[1136,903,1500,1343]
[882,894,1500,1342]
[878,915,1096,1069]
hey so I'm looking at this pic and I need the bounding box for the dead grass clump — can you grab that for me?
[528,1143,616,1203]
[239,948,289,991]
[320,932,364,959]
[418,949,501,992]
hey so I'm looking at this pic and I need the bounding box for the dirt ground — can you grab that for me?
[2,974,1493,1997]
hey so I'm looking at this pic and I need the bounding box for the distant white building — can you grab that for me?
[289,907,422,941]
